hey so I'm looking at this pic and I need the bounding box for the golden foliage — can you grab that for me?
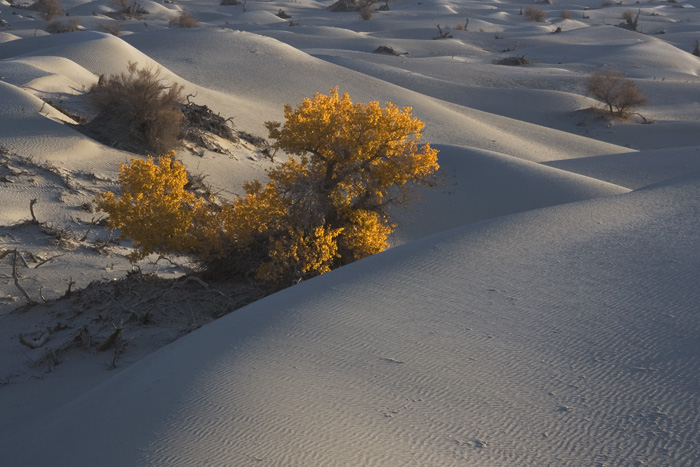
[95,152,202,260]
[97,89,438,284]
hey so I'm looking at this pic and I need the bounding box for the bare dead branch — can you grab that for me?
[96,325,122,351]
[12,249,36,305]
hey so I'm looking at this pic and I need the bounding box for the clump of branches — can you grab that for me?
[180,97,239,153]
[433,24,452,39]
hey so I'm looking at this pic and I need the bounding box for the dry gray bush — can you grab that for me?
[619,9,640,31]
[525,6,547,22]
[560,10,572,19]
[46,18,79,33]
[169,11,200,28]
[360,3,374,19]
[497,55,531,66]
[585,70,648,117]
[33,0,64,20]
[109,0,148,19]
[88,63,184,154]
[100,21,122,36]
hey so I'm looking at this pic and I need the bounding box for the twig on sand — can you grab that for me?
[11,249,36,305]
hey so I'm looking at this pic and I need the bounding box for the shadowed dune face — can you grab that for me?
[1,0,700,464]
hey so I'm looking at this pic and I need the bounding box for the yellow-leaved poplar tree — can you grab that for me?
[244,87,439,281]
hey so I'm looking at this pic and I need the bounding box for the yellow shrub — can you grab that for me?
[97,89,439,284]
[95,152,202,260]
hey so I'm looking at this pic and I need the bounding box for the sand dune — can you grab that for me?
[1,0,699,464]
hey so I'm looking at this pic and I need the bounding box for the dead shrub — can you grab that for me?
[619,9,640,31]
[585,70,648,117]
[32,0,64,21]
[169,11,200,28]
[88,63,184,154]
[100,21,123,36]
[525,6,547,22]
[109,0,148,19]
[46,18,80,33]
[560,10,572,19]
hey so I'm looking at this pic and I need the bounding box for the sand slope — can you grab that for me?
[3,176,699,466]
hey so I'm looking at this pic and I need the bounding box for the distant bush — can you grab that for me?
[360,3,374,19]
[100,21,123,36]
[525,6,547,22]
[220,0,241,5]
[169,11,200,28]
[110,0,148,19]
[89,63,184,154]
[496,55,531,66]
[619,9,640,31]
[330,0,376,12]
[35,0,64,21]
[585,70,648,117]
[560,10,572,19]
[46,18,79,33]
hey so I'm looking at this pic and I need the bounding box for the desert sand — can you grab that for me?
[1,0,700,465]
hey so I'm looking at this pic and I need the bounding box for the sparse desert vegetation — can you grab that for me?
[525,6,547,22]
[169,11,200,28]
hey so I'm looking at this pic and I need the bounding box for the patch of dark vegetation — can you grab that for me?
[496,55,531,66]
[373,45,403,56]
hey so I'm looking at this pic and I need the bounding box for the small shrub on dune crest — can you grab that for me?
[97,89,439,285]
[560,10,572,19]
[100,21,123,36]
[585,70,648,117]
[525,6,547,22]
[169,11,200,28]
[88,62,184,155]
